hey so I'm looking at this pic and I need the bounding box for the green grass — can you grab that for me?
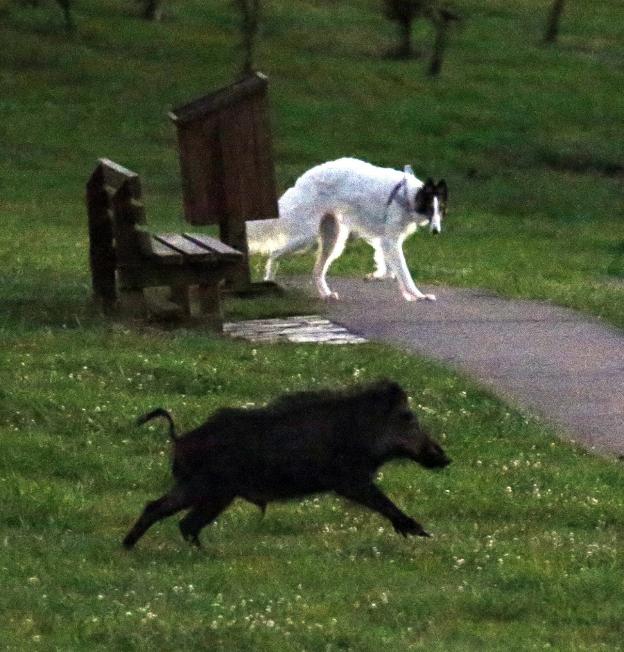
[2,0,624,648]
[3,332,624,649]
[1,0,624,325]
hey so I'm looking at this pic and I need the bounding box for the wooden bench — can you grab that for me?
[86,158,243,328]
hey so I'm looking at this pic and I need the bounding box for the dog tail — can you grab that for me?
[136,408,178,441]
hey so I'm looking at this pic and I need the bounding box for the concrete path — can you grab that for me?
[286,277,624,456]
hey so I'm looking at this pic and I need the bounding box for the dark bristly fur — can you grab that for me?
[123,380,451,549]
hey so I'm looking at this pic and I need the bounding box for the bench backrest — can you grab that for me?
[169,74,279,254]
[86,159,146,303]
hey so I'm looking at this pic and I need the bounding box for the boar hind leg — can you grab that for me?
[336,483,430,538]
[178,495,234,547]
[123,485,192,549]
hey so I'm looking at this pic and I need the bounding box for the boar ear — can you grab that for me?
[372,379,406,410]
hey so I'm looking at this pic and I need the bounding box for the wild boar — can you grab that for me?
[123,379,450,549]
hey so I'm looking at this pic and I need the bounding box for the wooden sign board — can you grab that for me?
[169,73,279,238]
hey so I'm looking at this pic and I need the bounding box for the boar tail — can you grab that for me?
[136,408,178,441]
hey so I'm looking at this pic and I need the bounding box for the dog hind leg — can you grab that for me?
[263,235,315,281]
[314,213,349,300]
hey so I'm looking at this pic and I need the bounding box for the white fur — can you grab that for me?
[246,157,442,301]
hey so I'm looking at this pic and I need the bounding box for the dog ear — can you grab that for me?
[414,186,427,213]
[436,179,448,200]
[424,177,435,189]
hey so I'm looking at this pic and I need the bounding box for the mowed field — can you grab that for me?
[1,0,624,649]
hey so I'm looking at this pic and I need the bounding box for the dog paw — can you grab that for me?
[402,291,436,302]
[365,272,396,281]
[322,292,340,302]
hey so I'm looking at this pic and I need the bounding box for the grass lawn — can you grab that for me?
[1,0,624,648]
[3,331,624,650]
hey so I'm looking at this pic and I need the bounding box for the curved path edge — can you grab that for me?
[285,277,624,456]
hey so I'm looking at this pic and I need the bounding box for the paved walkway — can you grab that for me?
[286,277,624,456]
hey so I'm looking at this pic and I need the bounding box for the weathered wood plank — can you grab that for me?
[86,165,117,308]
[250,90,279,219]
[218,102,250,253]
[176,116,225,225]
[112,182,144,268]
[154,233,216,259]
[98,158,142,199]
[170,73,277,228]
[183,233,243,258]
[169,73,268,125]
[136,231,184,264]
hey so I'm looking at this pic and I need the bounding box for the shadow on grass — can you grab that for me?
[0,283,321,334]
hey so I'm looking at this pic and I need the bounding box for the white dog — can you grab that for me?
[246,158,448,301]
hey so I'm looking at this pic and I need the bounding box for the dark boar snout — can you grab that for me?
[418,437,451,469]
[385,406,451,469]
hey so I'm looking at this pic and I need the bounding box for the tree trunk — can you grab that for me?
[397,15,414,58]
[544,0,566,44]
[56,0,74,32]
[143,0,164,21]
[428,12,453,77]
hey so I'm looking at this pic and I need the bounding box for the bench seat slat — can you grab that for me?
[154,233,216,260]
[137,231,184,264]
[184,233,242,259]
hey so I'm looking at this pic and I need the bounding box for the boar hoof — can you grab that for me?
[121,532,137,550]
[179,524,202,548]
[394,518,430,538]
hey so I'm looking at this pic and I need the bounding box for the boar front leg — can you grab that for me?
[336,483,430,538]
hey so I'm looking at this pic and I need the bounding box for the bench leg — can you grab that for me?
[170,284,191,318]
[92,292,117,315]
[197,281,224,331]
[119,289,147,319]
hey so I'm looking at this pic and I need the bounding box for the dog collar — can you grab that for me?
[384,178,414,222]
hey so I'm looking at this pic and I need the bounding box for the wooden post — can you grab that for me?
[170,283,191,317]
[198,281,224,331]
[86,164,117,312]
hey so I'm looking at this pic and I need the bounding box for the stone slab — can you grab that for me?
[223,315,368,344]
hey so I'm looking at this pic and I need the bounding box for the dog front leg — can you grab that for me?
[380,239,436,302]
[365,239,395,280]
